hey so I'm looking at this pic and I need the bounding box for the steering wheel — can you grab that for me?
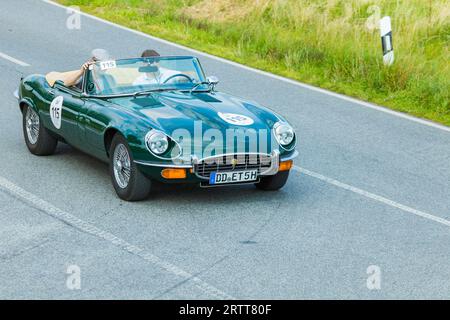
[162,74,194,84]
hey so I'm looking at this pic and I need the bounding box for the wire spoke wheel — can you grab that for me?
[25,107,40,145]
[109,135,151,201]
[113,143,131,189]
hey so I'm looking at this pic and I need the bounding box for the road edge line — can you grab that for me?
[293,166,450,228]
[0,51,30,67]
[0,175,235,300]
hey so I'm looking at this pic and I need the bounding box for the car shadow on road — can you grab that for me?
[51,143,306,205]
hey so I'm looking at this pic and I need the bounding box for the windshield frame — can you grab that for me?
[82,56,208,98]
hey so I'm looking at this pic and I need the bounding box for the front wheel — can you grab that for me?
[109,134,152,201]
[255,171,290,191]
[22,104,58,155]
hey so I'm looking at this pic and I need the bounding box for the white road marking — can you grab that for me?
[0,176,234,300]
[293,166,450,228]
[0,51,30,67]
[42,0,450,133]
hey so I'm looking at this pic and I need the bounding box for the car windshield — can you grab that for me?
[85,56,208,96]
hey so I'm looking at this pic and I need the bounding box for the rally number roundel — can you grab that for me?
[218,112,254,126]
[50,96,63,129]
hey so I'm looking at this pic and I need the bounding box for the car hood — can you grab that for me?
[108,91,279,135]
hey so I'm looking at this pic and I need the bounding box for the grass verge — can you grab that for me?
[58,0,450,126]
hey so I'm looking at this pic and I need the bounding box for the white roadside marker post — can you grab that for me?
[380,16,394,66]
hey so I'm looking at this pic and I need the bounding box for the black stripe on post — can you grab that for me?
[381,31,393,55]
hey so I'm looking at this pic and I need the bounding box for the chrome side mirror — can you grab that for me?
[207,76,219,85]
[207,76,219,90]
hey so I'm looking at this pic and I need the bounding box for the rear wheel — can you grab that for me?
[109,134,152,201]
[255,171,290,191]
[22,104,57,155]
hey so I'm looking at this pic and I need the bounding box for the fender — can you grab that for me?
[19,97,38,114]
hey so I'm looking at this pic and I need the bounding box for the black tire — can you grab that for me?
[109,133,152,201]
[255,170,290,191]
[22,104,57,156]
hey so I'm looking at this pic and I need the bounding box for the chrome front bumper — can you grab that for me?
[135,150,298,175]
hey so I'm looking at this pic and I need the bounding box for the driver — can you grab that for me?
[133,50,181,86]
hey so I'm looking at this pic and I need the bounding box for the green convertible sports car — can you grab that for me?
[17,56,298,201]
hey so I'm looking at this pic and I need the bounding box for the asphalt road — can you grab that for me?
[1,0,450,299]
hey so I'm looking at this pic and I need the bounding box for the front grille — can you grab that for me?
[195,154,272,179]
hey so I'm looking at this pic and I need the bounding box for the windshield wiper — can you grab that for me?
[132,83,210,98]
[133,88,179,98]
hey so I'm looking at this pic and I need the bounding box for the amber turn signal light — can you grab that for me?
[279,160,293,172]
[161,168,187,179]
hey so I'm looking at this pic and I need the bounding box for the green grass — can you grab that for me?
[59,0,450,126]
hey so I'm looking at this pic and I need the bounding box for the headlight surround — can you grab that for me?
[273,122,295,146]
[145,130,169,155]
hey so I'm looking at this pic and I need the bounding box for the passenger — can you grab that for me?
[45,49,110,88]
[45,60,94,88]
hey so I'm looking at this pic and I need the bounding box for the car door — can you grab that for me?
[77,100,110,160]
[50,82,86,148]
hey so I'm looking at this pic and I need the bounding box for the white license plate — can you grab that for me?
[209,170,258,185]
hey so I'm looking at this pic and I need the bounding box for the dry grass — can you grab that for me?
[182,0,258,23]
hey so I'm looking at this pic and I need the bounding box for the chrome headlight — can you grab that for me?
[273,122,295,146]
[145,130,169,155]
